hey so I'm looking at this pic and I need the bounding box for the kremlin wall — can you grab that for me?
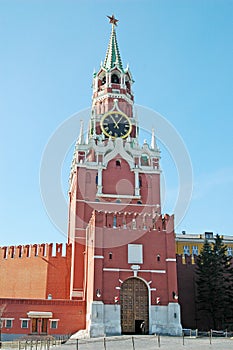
[0,243,71,299]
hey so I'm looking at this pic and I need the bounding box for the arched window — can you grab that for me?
[111,74,119,84]
[141,154,149,166]
[109,252,113,260]
[139,176,142,187]
[157,254,161,262]
[132,218,137,230]
[113,216,117,228]
[126,80,131,91]
[116,160,121,167]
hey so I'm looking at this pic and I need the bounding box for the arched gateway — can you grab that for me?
[120,278,149,334]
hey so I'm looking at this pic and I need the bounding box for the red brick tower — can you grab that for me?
[68,15,182,337]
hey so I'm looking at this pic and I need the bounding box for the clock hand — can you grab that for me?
[115,116,123,127]
[110,115,119,128]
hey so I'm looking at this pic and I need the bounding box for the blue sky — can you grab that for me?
[0,0,232,245]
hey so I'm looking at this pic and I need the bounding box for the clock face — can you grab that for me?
[100,111,132,139]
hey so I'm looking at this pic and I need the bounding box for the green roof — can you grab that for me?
[103,24,124,72]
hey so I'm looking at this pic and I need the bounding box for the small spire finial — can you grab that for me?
[151,128,156,150]
[78,120,84,145]
[107,14,119,26]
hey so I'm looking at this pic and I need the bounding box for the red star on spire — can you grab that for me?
[107,15,119,26]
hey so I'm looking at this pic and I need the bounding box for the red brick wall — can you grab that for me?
[0,244,71,300]
[176,255,198,329]
[0,298,85,339]
[46,244,71,299]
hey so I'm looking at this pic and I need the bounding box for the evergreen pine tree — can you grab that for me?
[196,234,233,330]
[214,235,233,329]
[196,239,215,328]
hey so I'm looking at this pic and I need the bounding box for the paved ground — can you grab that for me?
[56,335,233,350]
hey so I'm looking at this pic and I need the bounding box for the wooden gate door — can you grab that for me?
[120,278,149,334]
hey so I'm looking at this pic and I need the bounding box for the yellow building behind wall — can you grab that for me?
[175,231,233,258]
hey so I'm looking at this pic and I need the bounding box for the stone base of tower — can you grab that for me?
[87,301,182,337]
[87,301,121,337]
[150,303,183,336]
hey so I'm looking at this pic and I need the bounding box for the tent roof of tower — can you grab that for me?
[102,15,124,72]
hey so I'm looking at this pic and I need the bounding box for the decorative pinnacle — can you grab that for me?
[107,14,119,26]
[77,120,84,145]
[151,128,156,150]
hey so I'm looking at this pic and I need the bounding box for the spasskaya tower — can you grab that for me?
[68,15,182,337]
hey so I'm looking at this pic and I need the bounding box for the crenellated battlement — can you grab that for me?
[0,243,72,299]
[0,243,71,260]
[176,254,198,265]
[94,209,174,233]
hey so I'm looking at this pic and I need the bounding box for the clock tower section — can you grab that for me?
[91,15,136,140]
[68,16,182,337]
